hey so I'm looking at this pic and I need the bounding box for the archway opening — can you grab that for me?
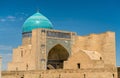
[47,44,69,69]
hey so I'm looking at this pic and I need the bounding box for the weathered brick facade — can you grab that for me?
[2,28,117,78]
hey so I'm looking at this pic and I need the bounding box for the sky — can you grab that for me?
[0,0,120,70]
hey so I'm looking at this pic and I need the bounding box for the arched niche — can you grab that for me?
[47,44,69,69]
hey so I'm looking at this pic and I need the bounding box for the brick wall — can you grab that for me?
[2,68,118,78]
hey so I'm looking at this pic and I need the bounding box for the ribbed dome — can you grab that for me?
[22,12,53,32]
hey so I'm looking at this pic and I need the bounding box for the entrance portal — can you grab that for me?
[47,44,69,69]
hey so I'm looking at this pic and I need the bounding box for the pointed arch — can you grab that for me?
[47,44,69,69]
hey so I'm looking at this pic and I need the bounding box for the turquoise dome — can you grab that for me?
[22,12,53,32]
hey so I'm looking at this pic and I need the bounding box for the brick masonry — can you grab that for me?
[4,29,118,78]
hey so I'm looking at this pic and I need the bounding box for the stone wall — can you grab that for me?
[2,68,118,78]
[8,45,34,71]
[72,31,116,68]
[7,29,116,72]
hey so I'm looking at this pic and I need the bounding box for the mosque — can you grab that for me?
[2,11,119,78]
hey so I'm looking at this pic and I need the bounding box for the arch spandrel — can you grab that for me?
[46,38,71,55]
[48,44,69,60]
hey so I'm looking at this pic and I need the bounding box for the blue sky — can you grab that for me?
[0,0,120,70]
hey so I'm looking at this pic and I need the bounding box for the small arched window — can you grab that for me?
[113,74,114,78]
[100,57,102,60]
[84,74,86,78]
[26,64,28,70]
[77,63,80,69]
[21,75,24,78]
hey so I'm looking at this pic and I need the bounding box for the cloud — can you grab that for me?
[7,16,16,21]
[0,17,15,22]
[7,16,16,19]
[0,19,6,22]
[15,12,28,17]
[0,12,29,23]
[0,45,12,50]
[0,14,25,22]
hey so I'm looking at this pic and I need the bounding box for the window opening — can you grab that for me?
[100,57,102,60]
[77,63,80,69]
